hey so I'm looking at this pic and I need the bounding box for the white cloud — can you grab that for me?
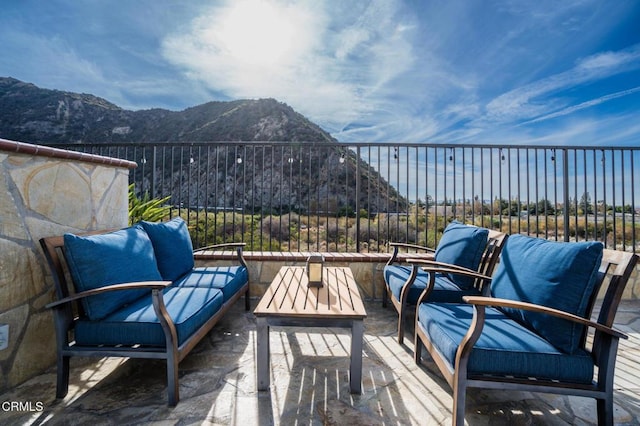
[161,0,416,133]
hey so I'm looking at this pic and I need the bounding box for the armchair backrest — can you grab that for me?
[434,221,489,289]
[491,235,604,353]
[432,221,508,293]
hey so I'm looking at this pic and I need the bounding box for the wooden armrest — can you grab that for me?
[194,242,246,253]
[406,259,485,276]
[407,259,492,281]
[463,296,628,340]
[45,281,172,309]
[389,242,436,253]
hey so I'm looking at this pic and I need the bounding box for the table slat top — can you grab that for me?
[254,266,367,319]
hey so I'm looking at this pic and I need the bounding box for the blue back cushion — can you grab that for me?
[491,234,603,353]
[434,221,488,289]
[63,226,162,320]
[140,217,194,281]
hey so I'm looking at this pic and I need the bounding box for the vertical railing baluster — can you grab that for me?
[631,151,636,254]
[425,146,430,244]
[611,149,617,249]
[563,148,570,242]
[621,149,626,251]
[355,146,361,252]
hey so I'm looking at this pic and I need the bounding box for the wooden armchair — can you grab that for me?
[383,221,507,344]
[414,234,637,425]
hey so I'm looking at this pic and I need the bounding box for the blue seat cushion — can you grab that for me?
[434,221,488,289]
[75,287,224,347]
[173,266,248,303]
[140,217,194,281]
[418,302,595,384]
[63,226,162,320]
[384,265,481,305]
[491,235,603,353]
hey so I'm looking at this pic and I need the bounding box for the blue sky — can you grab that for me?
[1,0,639,146]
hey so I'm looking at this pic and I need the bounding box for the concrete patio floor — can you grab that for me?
[2,299,639,425]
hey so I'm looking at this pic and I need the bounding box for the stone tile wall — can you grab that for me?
[0,139,135,393]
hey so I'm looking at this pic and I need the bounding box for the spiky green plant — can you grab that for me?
[128,184,171,225]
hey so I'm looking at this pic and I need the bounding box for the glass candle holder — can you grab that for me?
[306,255,324,287]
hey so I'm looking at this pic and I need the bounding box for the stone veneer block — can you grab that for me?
[95,171,129,228]
[0,305,29,362]
[0,239,44,312]
[0,169,28,240]
[8,311,56,388]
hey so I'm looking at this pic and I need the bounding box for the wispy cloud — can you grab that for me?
[161,0,416,133]
[485,44,640,123]
[523,86,640,125]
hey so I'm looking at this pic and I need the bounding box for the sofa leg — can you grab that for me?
[397,310,405,345]
[452,377,467,426]
[244,290,250,311]
[167,358,180,406]
[597,396,614,426]
[414,335,422,364]
[56,354,70,398]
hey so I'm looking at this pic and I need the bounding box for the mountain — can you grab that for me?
[0,77,406,214]
[0,77,335,144]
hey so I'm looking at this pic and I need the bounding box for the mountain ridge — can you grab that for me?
[0,77,336,144]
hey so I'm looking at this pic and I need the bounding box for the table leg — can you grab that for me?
[256,317,270,391]
[350,320,364,394]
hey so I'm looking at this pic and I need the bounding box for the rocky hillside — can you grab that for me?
[0,77,334,144]
[0,77,406,213]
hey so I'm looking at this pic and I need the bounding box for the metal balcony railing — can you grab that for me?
[57,142,640,253]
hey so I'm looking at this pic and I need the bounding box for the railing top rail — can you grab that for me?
[54,141,640,151]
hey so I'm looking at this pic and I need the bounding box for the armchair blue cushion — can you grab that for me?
[63,226,162,320]
[434,221,488,289]
[140,217,194,281]
[491,235,603,353]
[418,302,595,383]
[384,265,480,305]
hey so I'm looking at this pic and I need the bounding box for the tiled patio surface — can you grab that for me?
[2,299,639,425]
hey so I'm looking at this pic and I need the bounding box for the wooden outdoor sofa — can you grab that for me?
[412,234,638,425]
[40,217,249,406]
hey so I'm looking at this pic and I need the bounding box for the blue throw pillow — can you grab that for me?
[63,226,163,320]
[434,221,489,289]
[491,234,603,353]
[140,217,194,281]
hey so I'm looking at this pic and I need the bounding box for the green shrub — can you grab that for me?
[128,184,170,225]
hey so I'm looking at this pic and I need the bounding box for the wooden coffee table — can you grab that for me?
[254,266,367,394]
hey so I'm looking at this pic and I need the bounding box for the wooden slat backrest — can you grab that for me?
[473,229,508,293]
[593,249,638,328]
